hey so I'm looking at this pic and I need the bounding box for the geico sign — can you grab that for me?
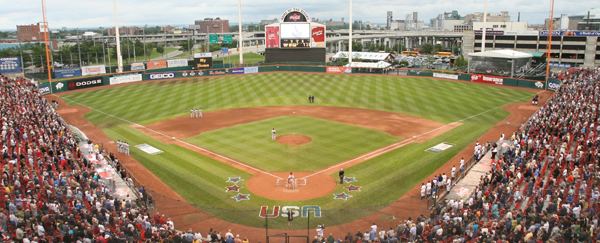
[259,205,321,218]
[149,73,175,80]
[75,79,102,87]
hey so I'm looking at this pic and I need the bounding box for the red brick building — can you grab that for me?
[193,18,230,33]
[16,24,42,42]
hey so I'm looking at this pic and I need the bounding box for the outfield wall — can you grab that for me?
[39,65,562,95]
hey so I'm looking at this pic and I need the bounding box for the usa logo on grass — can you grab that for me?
[232,193,250,202]
[225,185,241,192]
[226,176,243,184]
[347,185,361,192]
[333,192,352,200]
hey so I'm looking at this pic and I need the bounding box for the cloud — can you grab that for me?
[0,0,596,30]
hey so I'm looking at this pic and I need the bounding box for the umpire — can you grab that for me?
[338,168,345,184]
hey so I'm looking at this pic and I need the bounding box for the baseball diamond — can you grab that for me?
[55,72,538,230]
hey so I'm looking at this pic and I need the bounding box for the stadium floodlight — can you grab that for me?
[113,0,123,73]
[348,0,353,64]
[481,0,488,53]
[238,0,244,65]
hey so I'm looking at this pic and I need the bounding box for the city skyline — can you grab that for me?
[0,0,598,30]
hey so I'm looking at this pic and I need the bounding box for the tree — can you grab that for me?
[420,43,434,54]
[433,44,443,54]
[156,46,164,54]
[352,41,363,52]
[454,55,468,69]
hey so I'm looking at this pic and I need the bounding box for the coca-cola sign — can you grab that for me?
[281,8,309,22]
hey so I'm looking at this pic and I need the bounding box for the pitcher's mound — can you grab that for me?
[276,134,312,146]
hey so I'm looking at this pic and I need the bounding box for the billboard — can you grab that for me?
[54,67,82,79]
[244,66,259,74]
[146,60,168,70]
[228,68,245,74]
[280,23,310,39]
[540,30,600,36]
[181,70,206,77]
[193,53,213,69]
[265,26,280,48]
[326,66,351,74]
[109,74,143,85]
[0,57,22,73]
[81,65,106,76]
[67,77,106,90]
[167,59,188,68]
[281,8,310,22]
[470,74,504,85]
[131,62,145,71]
[147,72,176,80]
[433,73,459,80]
[311,26,325,48]
[281,39,310,48]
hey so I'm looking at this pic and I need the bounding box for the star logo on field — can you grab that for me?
[347,185,361,192]
[343,177,357,183]
[225,184,241,192]
[232,193,250,202]
[226,176,242,184]
[333,192,352,200]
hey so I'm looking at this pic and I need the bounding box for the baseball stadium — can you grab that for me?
[0,1,599,242]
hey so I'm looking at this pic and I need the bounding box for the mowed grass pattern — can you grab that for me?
[61,73,535,228]
[65,73,532,126]
[188,116,398,171]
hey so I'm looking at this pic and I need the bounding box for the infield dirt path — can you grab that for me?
[51,89,552,242]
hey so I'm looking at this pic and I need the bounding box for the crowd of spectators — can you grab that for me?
[1,66,599,242]
[0,75,252,242]
[330,68,599,242]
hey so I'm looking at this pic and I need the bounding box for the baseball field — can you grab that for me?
[58,72,533,229]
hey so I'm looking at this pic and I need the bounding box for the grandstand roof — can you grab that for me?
[333,51,393,61]
[345,61,392,69]
[469,49,533,59]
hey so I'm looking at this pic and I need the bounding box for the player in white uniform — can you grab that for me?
[271,128,277,141]
[287,172,296,190]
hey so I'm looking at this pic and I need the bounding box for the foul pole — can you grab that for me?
[348,0,353,64]
[41,0,53,86]
[545,0,555,86]
[113,0,123,73]
[238,0,244,65]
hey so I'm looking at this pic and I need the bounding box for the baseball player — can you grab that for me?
[287,172,295,190]
[338,168,345,184]
[190,109,194,118]
[198,108,203,118]
[271,128,277,141]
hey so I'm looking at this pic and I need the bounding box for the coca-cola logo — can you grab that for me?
[289,13,301,21]
[313,30,323,36]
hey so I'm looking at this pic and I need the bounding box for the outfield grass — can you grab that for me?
[214,52,264,65]
[188,116,398,171]
[62,73,534,228]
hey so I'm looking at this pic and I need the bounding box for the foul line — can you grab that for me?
[301,92,542,180]
[57,95,284,180]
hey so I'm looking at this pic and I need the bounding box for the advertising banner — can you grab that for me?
[244,66,259,74]
[0,57,22,73]
[547,79,562,91]
[167,59,188,68]
[470,74,504,85]
[540,30,600,37]
[207,69,227,76]
[147,72,176,80]
[54,67,82,79]
[326,66,352,74]
[109,74,143,85]
[51,81,69,93]
[181,70,207,77]
[311,26,325,48]
[81,65,106,76]
[131,62,145,71]
[38,83,51,95]
[265,26,280,48]
[228,68,245,74]
[67,77,106,90]
[433,73,459,80]
[146,60,168,70]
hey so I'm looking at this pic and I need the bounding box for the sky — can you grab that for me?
[0,0,597,30]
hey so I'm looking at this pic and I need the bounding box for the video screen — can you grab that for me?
[280,23,310,39]
[281,39,310,48]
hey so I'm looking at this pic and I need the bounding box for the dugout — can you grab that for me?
[468,49,533,77]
